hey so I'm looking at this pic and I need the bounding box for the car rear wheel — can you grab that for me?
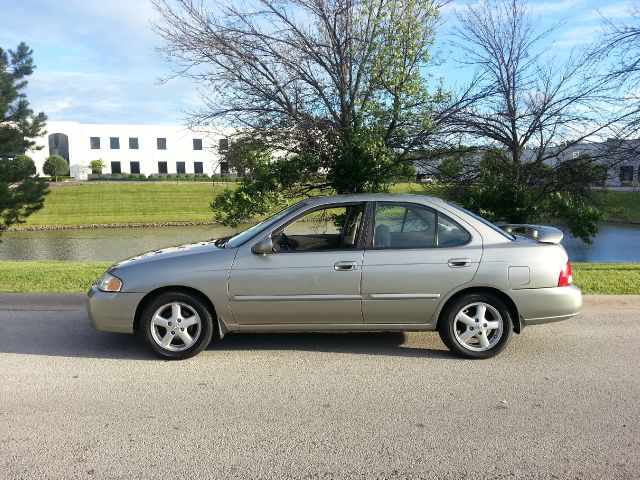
[140,291,214,360]
[438,293,513,359]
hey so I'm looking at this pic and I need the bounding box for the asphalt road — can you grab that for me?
[1,294,638,479]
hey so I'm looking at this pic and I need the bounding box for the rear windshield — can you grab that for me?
[449,204,516,241]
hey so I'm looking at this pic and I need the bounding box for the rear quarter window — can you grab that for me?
[438,215,471,247]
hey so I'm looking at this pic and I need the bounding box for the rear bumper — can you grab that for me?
[86,284,144,334]
[507,284,582,328]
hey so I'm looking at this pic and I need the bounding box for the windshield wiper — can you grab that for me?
[214,235,232,248]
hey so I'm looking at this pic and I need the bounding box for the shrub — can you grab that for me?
[90,159,104,174]
[43,155,69,181]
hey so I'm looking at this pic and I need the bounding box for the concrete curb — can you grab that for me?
[0,293,86,310]
[581,295,640,311]
[1,293,639,311]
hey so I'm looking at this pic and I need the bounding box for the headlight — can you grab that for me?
[97,272,123,292]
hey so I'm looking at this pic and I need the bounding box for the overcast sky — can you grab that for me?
[0,0,635,126]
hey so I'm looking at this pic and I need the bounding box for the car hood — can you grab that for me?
[108,239,239,294]
[111,239,227,269]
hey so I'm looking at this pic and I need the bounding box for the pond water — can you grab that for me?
[0,225,236,263]
[0,223,638,263]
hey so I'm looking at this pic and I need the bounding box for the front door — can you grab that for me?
[228,203,366,325]
[361,202,482,324]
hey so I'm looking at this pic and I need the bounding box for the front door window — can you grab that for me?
[273,204,365,252]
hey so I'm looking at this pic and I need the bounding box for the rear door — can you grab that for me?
[361,201,482,324]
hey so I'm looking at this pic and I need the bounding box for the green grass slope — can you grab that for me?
[23,183,232,226]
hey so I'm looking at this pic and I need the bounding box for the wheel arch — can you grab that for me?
[134,286,218,333]
[436,287,521,333]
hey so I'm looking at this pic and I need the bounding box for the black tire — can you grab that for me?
[438,293,513,359]
[139,291,214,360]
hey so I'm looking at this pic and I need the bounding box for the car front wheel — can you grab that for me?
[438,293,513,359]
[140,291,214,360]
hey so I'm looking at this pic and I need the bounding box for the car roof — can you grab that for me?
[303,193,447,207]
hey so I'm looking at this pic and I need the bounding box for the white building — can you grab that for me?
[414,140,640,188]
[28,121,234,177]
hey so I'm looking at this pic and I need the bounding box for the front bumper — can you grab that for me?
[507,284,582,327]
[86,284,146,334]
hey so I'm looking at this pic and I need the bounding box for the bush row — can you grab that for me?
[87,173,240,182]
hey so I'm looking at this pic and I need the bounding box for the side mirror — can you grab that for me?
[251,237,274,254]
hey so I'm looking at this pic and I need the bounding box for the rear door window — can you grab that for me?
[372,202,471,248]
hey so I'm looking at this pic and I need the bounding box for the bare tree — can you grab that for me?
[153,0,465,224]
[591,2,640,183]
[410,0,637,242]
[597,2,640,83]
[155,1,449,175]
[450,0,621,166]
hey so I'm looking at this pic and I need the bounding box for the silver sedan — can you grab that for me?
[87,194,581,359]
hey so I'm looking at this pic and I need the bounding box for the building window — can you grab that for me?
[219,138,229,151]
[49,133,70,161]
[194,162,204,174]
[90,137,101,149]
[129,137,139,149]
[158,161,168,174]
[620,166,634,185]
[110,137,120,149]
[130,161,140,174]
[220,161,229,175]
[157,138,167,150]
[176,161,186,175]
[111,161,121,174]
[193,138,203,150]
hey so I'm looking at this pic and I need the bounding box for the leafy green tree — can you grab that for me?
[90,159,104,174]
[0,43,48,233]
[0,154,48,232]
[435,149,603,242]
[212,133,415,227]
[155,0,450,225]
[43,154,68,182]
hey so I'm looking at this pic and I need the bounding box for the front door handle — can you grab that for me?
[448,258,472,268]
[334,261,358,271]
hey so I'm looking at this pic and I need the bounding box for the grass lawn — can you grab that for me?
[14,181,640,228]
[0,261,110,293]
[0,260,636,294]
[19,182,428,228]
[23,183,233,226]
[593,190,640,223]
[571,263,640,295]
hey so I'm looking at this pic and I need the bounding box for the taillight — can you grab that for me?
[558,260,573,287]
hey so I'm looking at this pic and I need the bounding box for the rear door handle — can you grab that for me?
[334,261,358,271]
[448,258,472,268]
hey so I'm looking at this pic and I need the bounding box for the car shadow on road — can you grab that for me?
[210,331,454,359]
[0,311,455,360]
[0,312,154,360]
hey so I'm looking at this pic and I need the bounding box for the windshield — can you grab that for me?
[449,203,516,241]
[225,202,307,248]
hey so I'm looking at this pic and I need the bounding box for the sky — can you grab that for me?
[0,0,636,126]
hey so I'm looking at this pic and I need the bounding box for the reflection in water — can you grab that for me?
[559,223,640,262]
[0,223,638,262]
[0,225,237,262]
